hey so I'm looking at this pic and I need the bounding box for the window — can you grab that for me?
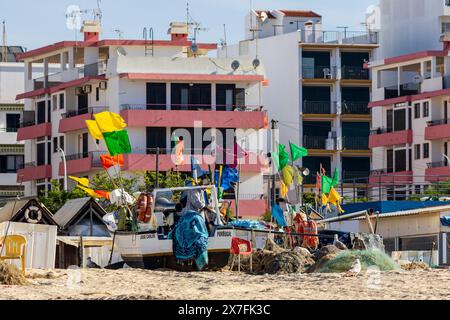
[52,95,58,111]
[414,103,420,118]
[6,114,20,132]
[59,93,64,109]
[96,86,100,101]
[60,136,65,151]
[423,143,430,159]
[387,149,394,172]
[395,149,407,172]
[423,102,429,117]
[53,137,58,153]
[415,185,421,195]
[0,155,24,173]
[414,144,421,160]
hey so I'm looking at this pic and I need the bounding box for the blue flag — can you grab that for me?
[191,156,206,180]
[216,165,239,191]
[272,204,287,227]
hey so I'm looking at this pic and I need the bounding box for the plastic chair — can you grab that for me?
[230,237,252,272]
[0,235,27,275]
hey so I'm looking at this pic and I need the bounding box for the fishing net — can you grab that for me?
[0,261,28,285]
[399,261,430,271]
[314,250,400,273]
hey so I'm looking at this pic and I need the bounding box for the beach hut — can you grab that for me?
[53,197,119,268]
[0,198,58,269]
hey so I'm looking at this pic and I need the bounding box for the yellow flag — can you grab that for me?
[78,185,101,198]
[321,193,329,206]
[93,111,127,133]
[281,165,294,188]
[328,187,345,214]
[69,176,89,187]
[281,181,288,198]
[86,120,104,140]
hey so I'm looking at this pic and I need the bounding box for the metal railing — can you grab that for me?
[342,136,369,150]
[427,161,449,169]
[61,106,109,119]
[120,103,266,113]
[19,120,37,128]
[384,82,421,99]
[303,101,334,114]
[342,171,370,181]
[341,66,369,80]
[299,30,379,45]
[370,127,393,135]
[341,101,370,114]
[0,127,19,133]
[302,65,336,79]
[303,136,327,149]
[427,118,450,127]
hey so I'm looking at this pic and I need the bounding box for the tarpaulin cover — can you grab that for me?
[169,210,209,270]
[441,216,450,227]
[229,220,265,230]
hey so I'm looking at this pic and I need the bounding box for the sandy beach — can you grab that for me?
[0,268,449,300]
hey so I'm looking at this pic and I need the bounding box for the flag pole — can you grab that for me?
[155,147,160,189]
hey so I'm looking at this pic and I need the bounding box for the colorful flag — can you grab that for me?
[219,165,239,191]
[86,120,103,140]
[289,141,308,162]
[316,172,321,192]
[103,130,132,156]
[321,193,329,206]
[272,204,287,227]
[322,175,333,194]
[278,144,290,171]
[68,176,89,188]
[191,156,206,181]
[93,111,127,133]
[100,154,124,178]
[331,168,339,187]
[328,187,345,214]
[280,181,288,198]
[281,165,294,188]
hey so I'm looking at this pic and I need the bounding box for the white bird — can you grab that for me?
[333,234,347,250]
[345,259,361,277]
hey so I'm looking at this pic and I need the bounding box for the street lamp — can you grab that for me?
[57,147,68,192]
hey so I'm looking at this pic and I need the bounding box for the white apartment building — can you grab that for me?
[219,10,379,190]
[15,21,269,217]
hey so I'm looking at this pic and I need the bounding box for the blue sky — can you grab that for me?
[1,0,377,50]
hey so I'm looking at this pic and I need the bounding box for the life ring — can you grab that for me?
[25,206,42,224]
[137,194,153,223]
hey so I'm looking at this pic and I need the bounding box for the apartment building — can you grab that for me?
[15,21,269,217]
[0,46,26,198]
[219,10,379,188]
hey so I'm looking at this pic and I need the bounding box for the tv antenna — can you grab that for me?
[2,20,7,63]
[220,24,228,58]
[93,0,103,24]
[114,29,124,39]
[186,1,209,48]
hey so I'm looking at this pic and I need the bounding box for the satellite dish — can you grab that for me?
[413,74,423,84]
[231,60,240,71]
[191,43,199,54]
[116,47,127,57]
[302,168,310,177]
[252,58,260,69]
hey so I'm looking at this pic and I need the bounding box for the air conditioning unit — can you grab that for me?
[325,138,335,150]
[84,85,92,94]
[336,137,343,151]
[99,81,107,90]
[75,87,84,96]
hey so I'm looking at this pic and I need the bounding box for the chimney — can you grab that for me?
[81,20,101,42]
[168,22,189,41]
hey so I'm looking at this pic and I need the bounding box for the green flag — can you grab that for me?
[289,141,308,161]
[322,175,333,194]
[331,168,339,187]
[271,150,280,172]
[103,129,132,156]
[279,144,290,171]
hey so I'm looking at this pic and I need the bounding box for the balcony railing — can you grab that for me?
[302,65,336,79]
[427,118,450,127]
[0,127,19,133]
[33,60,107,90]
[61,106,109,119]
[64,151,104,168]
[120,103,265,113]
[303,101,334,114]
[342,171,370,181]
[427,161,449,169]
[384,82,421,99]
[370,127,393,135]
[19,120,37,128]
[303,136,326,149]
[343,136,369,150]
[341,66,369,80]
[300,30,379,45]
[341,101,370,114]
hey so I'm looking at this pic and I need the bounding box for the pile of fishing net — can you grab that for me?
[398,261,430,271]
[310,249,400,273]
[0,261,28,285]
[228,238,315,274]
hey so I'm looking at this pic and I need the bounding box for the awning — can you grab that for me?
[57,236,113,248]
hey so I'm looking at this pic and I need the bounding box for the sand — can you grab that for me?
[0,268,449,300]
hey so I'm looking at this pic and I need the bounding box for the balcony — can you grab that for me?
[120,104,268,129]
[384,82,421,99]
[59,152,103,176]
[343,136,369,150]
[342,66,369,80]
[59,107,109,133]
[122,148,267,173]
[17,121,51,141]
[425,119,450,140]
[303,136,326,149]
[341,101,370,115]
[369,128,413,148]
[369,170,413,185]
[302,66,336,80]
[425,161,450,182]
[303,101,335,115]
[16,162,52,183]
[342,171,370,182]
[300,30,379,45]
[33,60,107,90]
